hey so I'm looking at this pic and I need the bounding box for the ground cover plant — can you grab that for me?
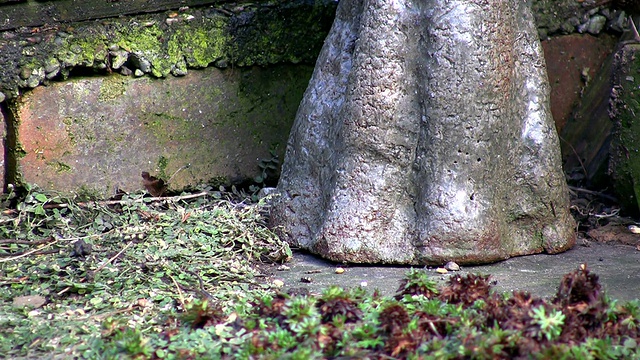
[0,184,289,358]
[0,185,639,359]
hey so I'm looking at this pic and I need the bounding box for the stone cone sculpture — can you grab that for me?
[270,0,575,265]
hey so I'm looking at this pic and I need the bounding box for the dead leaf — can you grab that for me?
[13,295,46,309]
[141,171,167,197]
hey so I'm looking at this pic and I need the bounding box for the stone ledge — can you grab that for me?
[0,0,233,31]
[0,0,336,99]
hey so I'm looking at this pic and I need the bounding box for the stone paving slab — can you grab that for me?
[274,242,640,303]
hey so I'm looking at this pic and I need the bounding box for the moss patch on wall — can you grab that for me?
[98,76,127,102]
[2,1,333,195]
[0,1,337,99]
[609,45,640,213]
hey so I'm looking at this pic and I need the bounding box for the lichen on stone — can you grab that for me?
[0,1,337,99]
[98,76,127,102]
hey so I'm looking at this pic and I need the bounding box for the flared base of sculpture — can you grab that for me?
[270,0,575,265]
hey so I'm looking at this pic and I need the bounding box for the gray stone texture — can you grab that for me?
[271,0,575,265]
[0,1,336,99]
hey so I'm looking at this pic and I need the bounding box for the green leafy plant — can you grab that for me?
[395,268,439,300]
[531,305,566,341]
[1,186,639,359]
[253,149,281,186]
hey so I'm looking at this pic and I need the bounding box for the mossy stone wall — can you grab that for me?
[609,45,640,213]
[0,0,336,194]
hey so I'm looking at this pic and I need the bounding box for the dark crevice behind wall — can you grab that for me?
[0,0,236,31]
[0,99,21,192]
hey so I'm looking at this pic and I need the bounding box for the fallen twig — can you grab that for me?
[0,238,59,262]
[57,241,133,296]
[568,186,618,203]
[90,304,137,321]
[2,191,211,215]
[560,136,588,179]
[169,273,186,310]
[92,241,133,275]
[592,208,620,218]
[0,236,55,245]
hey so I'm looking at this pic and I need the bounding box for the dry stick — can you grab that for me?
[91,241,133,275]
[4,249,62,257]
[90,304,136,321]
[51,191,210,209]
[568,186,618,203]
[0,191,212,215]
[427,320,441,337]
[166,163,191,184]
[169,273,186,310]
[185,269,216,301]
[1,231,115,254]
[559,135,588,180]
[0,237,55,245]
[60,230,115,243]
[0,239,59,263]
[57,242,133,296]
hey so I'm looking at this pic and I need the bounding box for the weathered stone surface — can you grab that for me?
[0,0,336,99]
[16,65,312,196]
[271,0,575,265]
[532,0,628,40]
[542,34,618,133]
[0,0,227,31]
[609,44,640,213]
[532,0,585,39]
[551,35,618,187]
[0,107,5,190]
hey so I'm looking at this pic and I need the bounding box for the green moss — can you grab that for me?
[66,116,96,142]
[116,25,163,53]
[110,17,229,77]
[61,117,77,146]
[2,2,336,98]
[142,112,195,144]
[16,58,42,75]
[613,48,640,212]
[140,110,204,180]
[47,160,72,173]
[56,32,109,68]
[229,1,335,66]
[114,24,171,77]
[533,230,544,245]
[168,18,228,69]
[157,156,169,179]
[98,76,127,102]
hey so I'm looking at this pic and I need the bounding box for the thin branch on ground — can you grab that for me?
[1,191,211,215]
[0,236,55,245]
[568,186,618,203]
[0,238,59,262]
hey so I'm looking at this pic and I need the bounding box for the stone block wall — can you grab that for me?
[0,0,632,198]
[15,65,313,196]
[0,0,336,196]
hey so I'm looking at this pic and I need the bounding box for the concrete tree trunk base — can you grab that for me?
[271,0,575,265]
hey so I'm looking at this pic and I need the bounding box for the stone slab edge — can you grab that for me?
[0,0,236,31]
[0,0,337,99]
